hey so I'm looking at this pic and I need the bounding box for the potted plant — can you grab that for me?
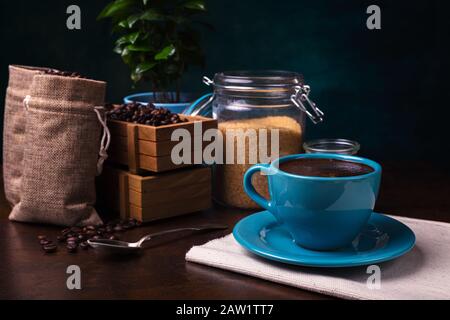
[98,0,209,113]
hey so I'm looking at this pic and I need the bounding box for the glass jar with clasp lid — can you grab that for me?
[185,70,325,209]
[303,139,360,155]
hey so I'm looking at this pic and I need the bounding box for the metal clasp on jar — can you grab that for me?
[291,85,324,124]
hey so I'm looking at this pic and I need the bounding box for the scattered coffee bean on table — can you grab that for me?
[40,239,52,246]
[37,218,142,255]
[43,243,57,253]
[106,102,187,126]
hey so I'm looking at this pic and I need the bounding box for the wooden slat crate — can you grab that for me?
[108,115,217,173]
[97,165,212,222]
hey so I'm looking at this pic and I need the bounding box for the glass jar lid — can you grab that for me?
[212,70,303,93]
[202,70,324,124]
[303,139,360,155]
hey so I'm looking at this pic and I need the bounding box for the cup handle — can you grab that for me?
[243,164,272,211]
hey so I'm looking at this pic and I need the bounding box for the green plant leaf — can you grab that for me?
[135,62,156,74]
[117,19,129,28]
[116,31,140,45]
[121,46,130,56]
[140,9,163,21]
[119,10,163,28]
[131,70,143,82]
[127,44,153,52]
[113,44,124,55]
[98,0,136,20]
[182,0,206,11]
[122,52,134,64]
[126,13,141,28]
[154,44,176,60]
[111,22,126,33]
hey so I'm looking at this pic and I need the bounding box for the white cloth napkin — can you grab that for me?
[186,216,450,300]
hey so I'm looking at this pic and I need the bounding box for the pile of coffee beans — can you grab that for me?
[106,102,187,126]
[41,68,84,78]
[37,218,141,254]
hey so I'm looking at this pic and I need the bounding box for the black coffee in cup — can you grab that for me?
[279,158,374,177]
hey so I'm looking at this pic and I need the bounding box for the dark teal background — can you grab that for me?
[0,0,449,161]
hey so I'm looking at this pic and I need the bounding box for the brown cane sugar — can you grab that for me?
[215,116,303,209]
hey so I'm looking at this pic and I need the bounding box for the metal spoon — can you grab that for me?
[87,224,227,253]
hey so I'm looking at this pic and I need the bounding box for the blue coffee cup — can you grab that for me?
[243,153,382,251]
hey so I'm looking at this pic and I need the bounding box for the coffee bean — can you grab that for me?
[67,242,77,247]
[40,239,52,246]
[66,237,78,243]
[109,235,120,240]
[86,230,96,236]
[43,243,57,253]
[37,235,47,241]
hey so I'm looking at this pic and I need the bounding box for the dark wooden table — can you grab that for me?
[0,161,449,300]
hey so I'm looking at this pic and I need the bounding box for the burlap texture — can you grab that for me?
[9,74,106,226]
[3,65,49,207]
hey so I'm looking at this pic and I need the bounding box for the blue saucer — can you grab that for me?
[233,211,415,267]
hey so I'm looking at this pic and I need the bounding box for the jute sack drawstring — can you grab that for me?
[23,94,31,111]
[94,106,111,176]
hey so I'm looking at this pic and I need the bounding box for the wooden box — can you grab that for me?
[97,165,212,222]
[108,115,217,173]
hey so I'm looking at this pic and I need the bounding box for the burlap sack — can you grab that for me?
[3,65,49,207]
[9,74,106,226]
